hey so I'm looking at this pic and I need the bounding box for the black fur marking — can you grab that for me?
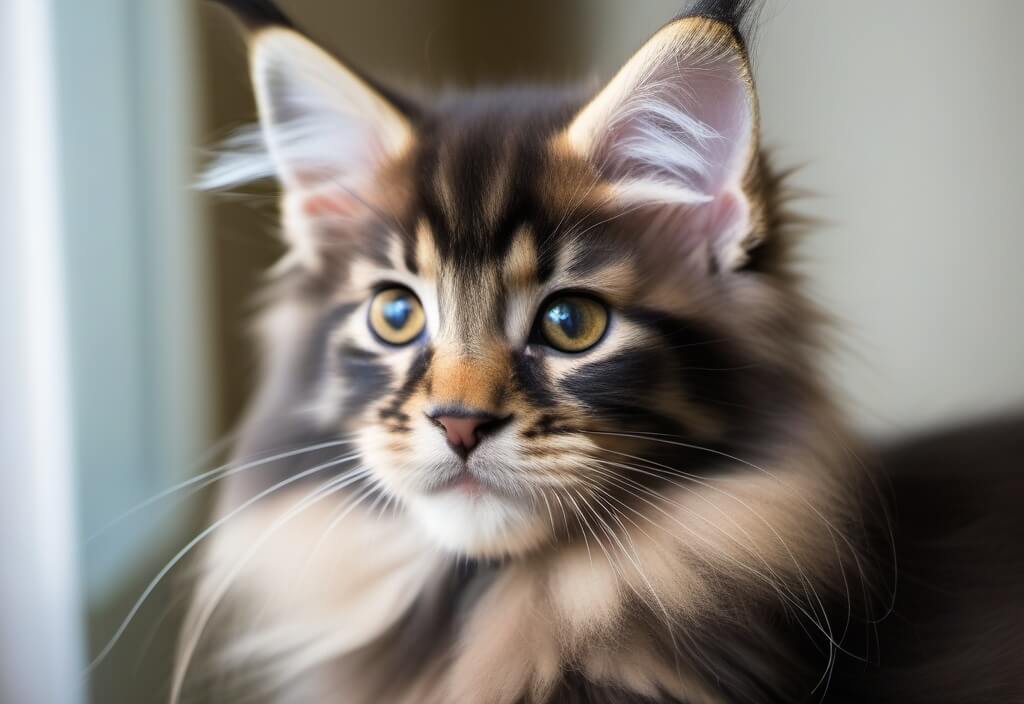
[339,351,392,424]
[377,346,433,423]
[302,303,360,390]
[621,308,746,409]
[512,351,557,408]
[560,345,684,438]
[209,0,295,29]
[378,407,410,423]
[682,0,761,43]
[621,306,795,448]
[425,404,502,421]
[564,238,633,279]
[362,559,502,702]
[402,237,419,275]
[413,89,583,275]
[522,413,572,438]
[338,343,379,361]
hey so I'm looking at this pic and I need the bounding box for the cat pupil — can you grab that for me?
[547,302,581,338]
[383,296,412,330]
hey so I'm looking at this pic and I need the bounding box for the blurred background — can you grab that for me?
[2,1,1022,702]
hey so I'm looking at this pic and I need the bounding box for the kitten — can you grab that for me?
[175,1,1024,702]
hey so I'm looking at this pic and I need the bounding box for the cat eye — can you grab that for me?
[536,294,609,353]
[368,286,426,345]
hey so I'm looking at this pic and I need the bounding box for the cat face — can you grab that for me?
[208,15,819,559]
[317,131,730,556]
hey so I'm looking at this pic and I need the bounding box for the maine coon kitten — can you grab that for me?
[175,1,1023,702]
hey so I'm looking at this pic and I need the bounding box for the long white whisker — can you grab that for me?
[300,479,383,576]
[583,452,853,675]
[580,472,791,683]
[584,432,852,623]
[581,458,836,649]
[169,467,373,703]
[583,430,861,556]
[568,488,621,580]
[87,438,357,543]
[85,451,362,675]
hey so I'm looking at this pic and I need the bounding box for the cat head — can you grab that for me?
[207,0,823,559]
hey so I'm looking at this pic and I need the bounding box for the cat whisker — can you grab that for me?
[375,487,400,522]
[593,450,836,612]
[85,451,364,676]
[538,488,559,540]
[569,487,624,582]
[574,456,834,643]
[258,471,380,621]
[557,490,594,566]
[582,475,842,695]
[574,470,786,680]
[579,482,686,659]
[588,430,882,649]
[580,454,860,673]
[578,460,799,609]
[568,450,798,599]
[170,466,374,703]
[582,432,870,595]
[578,477,719,682]
[86,436,359,543]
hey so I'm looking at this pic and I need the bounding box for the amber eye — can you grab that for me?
[369,287,426,345]
[537,295,609,353]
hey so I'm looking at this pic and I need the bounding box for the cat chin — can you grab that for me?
[406,488,551,558]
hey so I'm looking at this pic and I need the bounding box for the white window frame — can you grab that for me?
[1,2,84,702]
[1,1,209,700]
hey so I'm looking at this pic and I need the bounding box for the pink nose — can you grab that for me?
[435,416,486,453]
[430,412,511,459]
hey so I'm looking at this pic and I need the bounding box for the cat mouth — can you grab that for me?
[429,467,509,500]
[433,469,486,496]
[446,472,486,497]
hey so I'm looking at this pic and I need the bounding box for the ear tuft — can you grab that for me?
[209,0,297,31]
[566,16,759,271]
[684,0,761,33]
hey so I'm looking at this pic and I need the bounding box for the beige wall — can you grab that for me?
[588,1,1024,437]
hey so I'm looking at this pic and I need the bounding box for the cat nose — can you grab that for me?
[428,410,511,459]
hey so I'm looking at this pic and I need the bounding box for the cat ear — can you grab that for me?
[248,27,413,195]
[565,16,759,270]
[248,27,414,268]
[204,2,414,269]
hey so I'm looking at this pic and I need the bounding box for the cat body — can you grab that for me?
[177,1,1024,702]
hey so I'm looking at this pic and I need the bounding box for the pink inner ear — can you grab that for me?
[693,189,752,266]
[684,59,754,194]
[302,190,361,218]
[600,52,753,198]
[593,46,755,269]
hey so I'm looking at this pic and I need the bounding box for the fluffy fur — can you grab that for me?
[174,2,1023,703]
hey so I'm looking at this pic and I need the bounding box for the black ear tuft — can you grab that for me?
[681,0,762,45]
[209,0,296,30]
